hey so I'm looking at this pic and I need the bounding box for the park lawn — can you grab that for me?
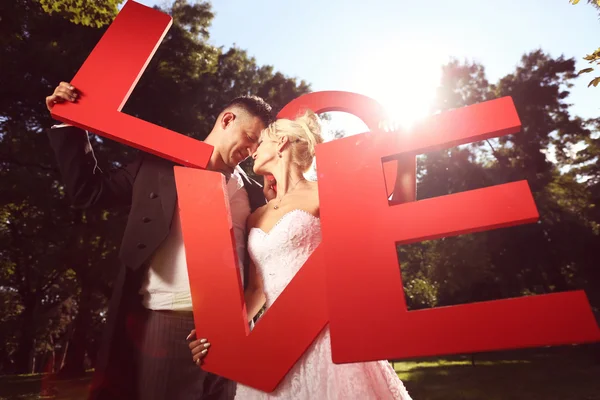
[1,346,599,400]
[393,345,600,400]
[0,371,93,400]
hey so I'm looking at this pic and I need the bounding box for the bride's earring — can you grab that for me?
[278,152,282,158]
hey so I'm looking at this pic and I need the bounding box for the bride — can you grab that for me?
[188,110,412,399]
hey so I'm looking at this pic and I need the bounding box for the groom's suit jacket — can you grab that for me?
[47,126,266,397]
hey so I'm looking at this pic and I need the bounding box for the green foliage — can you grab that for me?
[568,0,600,87]
[399,51,600,321]
[38,0,122,28]
[568,0,600,5]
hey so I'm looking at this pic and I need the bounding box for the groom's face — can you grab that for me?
[219,110,264,167]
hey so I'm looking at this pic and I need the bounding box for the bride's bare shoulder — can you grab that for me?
[247,204,268,229]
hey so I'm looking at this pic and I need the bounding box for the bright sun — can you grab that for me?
[367,54,441,132]
[322,47,444,138]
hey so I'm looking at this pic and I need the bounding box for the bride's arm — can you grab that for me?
[244,259,266,321]
[244,208,266,321]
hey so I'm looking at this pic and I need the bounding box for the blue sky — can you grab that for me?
[135,0,599,133]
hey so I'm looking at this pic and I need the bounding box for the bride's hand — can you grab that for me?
[263,175,277,202]
[186,329,211,366]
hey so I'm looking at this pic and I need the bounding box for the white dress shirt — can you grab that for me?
[139,168,251,311]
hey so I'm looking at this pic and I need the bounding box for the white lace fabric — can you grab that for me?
[235,210,412,400]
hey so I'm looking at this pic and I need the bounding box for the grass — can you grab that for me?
[1,345,599,399]
[0,371,93,400]
[393,344,600,400]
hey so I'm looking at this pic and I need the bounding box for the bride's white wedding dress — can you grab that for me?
[234,209,412,400]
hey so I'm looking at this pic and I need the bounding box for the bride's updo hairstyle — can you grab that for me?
[263,109,324,172]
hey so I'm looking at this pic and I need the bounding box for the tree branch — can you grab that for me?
[40,269,65,293]
[485,139,509,166]
[0,155,55,171]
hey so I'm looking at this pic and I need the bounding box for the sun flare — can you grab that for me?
[320,47,444,139]
[369,60,441,132]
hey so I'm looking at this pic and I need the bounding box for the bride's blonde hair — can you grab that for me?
[263,109,324,172]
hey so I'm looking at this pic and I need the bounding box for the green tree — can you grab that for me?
[37,0,122,28]
[569,0,600,87]
[400,51,599,319]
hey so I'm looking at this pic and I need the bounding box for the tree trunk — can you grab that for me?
[58,284,92,378]
[46,335,56,374]
[0,342,14,374]
[31,339,36,374]
[60,339,69,370]
[13,297,37,374]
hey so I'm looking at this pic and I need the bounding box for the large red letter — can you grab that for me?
[50,1,212,168]
[174,167,328,392]
[314,95,600,363]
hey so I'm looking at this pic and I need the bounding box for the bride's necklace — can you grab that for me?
[273,178,305,210]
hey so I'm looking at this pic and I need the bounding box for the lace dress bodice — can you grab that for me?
[248,209,321,308]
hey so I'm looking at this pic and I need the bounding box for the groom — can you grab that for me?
[45,82,273,400]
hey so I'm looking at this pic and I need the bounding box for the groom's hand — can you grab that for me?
[263,176,277,201]
[187,329,211,366]
[46,82,78,112]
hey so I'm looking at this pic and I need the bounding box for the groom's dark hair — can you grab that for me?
[223,95,274,127]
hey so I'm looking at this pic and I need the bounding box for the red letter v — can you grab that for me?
[174,167,328,392]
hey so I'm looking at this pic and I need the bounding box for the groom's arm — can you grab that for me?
[230,178,252,285]
[47,125,143,209]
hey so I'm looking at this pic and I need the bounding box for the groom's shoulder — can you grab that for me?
[139,152,176,169]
